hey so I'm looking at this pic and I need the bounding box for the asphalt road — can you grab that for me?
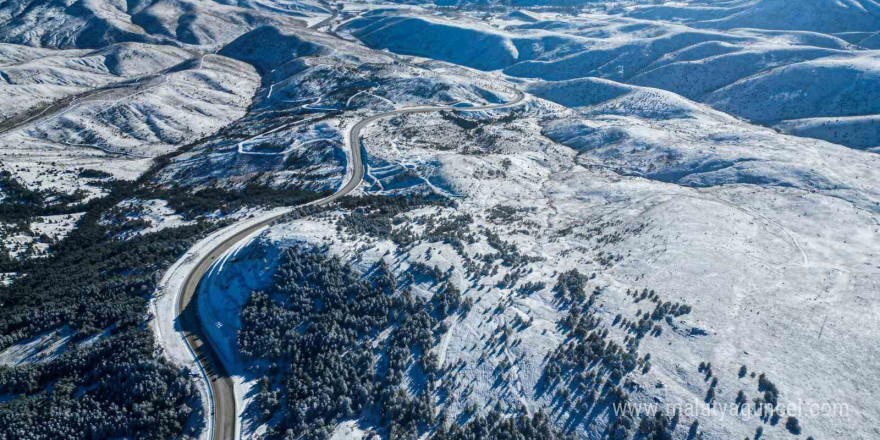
[174,87,525,440]
[310,2,340,30]
[0,55,203,142]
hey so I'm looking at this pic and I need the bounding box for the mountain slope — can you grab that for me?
[343,11,880,151]
[626,0,880,33]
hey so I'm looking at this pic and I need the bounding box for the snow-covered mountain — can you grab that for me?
[0,0,320,49]
[1,1,879,440]
[626,0,880,34]
[343,9,880,151]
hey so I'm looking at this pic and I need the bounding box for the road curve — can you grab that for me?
[309,2,340,30]
[174,87,525,440]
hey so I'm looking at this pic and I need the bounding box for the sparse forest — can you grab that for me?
[238,241,578,440]
[0,186,209,439]
[0,149,324,439]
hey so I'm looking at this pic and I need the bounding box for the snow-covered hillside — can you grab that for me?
[0,0,318,49]
[626,0,880,34]
[180,16,880,438]
[153,24,518,196]
[210,89,880,438]
[2,1,880,440]
[342,8,880,151]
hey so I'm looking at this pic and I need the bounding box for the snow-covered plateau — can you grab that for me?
[0,1,878,440]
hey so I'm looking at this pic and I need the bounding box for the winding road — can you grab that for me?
[174,88,525,440]
[0,9,523,439]
[309,1,341,30]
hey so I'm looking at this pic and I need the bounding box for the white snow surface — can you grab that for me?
[0,49,259,199]
[105,198,194,238]
[3,1,880,439]
[0,327,74,367]
[343,9,880,151]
